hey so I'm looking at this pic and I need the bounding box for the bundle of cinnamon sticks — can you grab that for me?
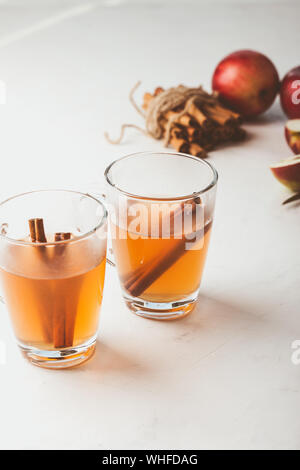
[143,87,246,158]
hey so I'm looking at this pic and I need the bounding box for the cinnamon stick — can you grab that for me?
[187,126,203,142]
[189,143,207,159]
[28,218,53,343]
[29,218,47,243]
[205,104,241,127]
[170,125,187,140]
[187,102,215,130]
[52,232,77,349]
[169,135,190,154]
[55,232,71,241]
[142,87,164,110]
[28,219,37,242]
[178,114,198,128]
[52,289,65,348]
[206,104,242,124]
[165,111,198,128]
[54,232,71,256]
[123,200,212,298]
[154,86,164,96]
[142,92,153,110]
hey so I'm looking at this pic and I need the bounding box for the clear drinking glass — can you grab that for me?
[104,151,218,320]
[0,190,107,369]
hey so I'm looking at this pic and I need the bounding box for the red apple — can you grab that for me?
[285,120,300,154]
[212,50,280,118]
[270,155,300,192]
[280,66,300,119]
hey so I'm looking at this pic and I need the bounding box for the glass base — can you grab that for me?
[18,337,96,369]
[124,293,197,320]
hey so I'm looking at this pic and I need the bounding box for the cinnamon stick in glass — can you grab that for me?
[28,218,52,343]
[52,232,75,348]
[122,199,212,298]
[29,218,47,243]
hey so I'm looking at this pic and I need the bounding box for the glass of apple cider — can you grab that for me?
[0,190,107,369]
[104,151,218,320]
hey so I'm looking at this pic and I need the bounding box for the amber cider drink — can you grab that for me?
[111,201,212,304]
[0,243,106,350]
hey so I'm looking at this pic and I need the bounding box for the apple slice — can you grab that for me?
[285,120,300,154]
[270,155,300,192]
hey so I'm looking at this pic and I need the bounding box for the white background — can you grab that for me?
[0,0,299,450]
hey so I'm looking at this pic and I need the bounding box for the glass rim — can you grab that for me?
[0,189,108,247]
[104,151,218,201]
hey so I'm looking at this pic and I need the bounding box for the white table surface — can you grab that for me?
[0,0,299,450]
